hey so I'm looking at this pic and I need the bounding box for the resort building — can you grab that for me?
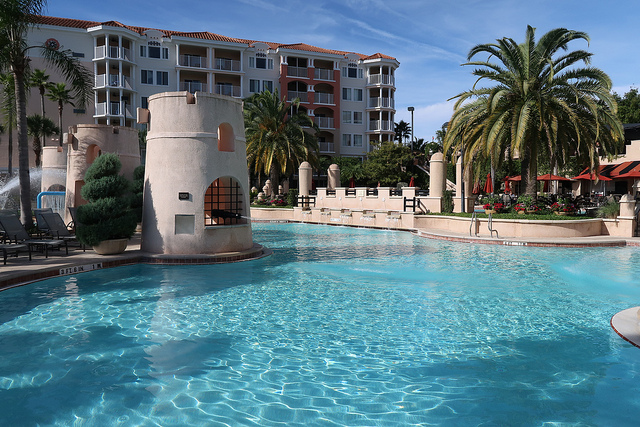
[1,16,399,170]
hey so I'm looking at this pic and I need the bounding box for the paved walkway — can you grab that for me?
[1,225,639,290]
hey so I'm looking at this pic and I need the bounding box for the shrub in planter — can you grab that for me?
[287,189,299,207]
[597,199,620,219]
[442,190,454,213]
[130,165,145,222]
[76,153,138,246]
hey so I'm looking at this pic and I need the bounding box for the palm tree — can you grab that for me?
[444,26,623,196]
[26,114,58,167]
[28,68,52,117]
[394,120,411,145]
[0,0,93,225]
[0,72,16,175]
[47,82,74,146]
[244,89,319,187]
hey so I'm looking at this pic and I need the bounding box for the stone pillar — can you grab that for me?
[41,145,67,193]
[455,154,473,213]
[430,152,445,198]
[328,164,340,190]
[299,161,312,196]
[618,194,637,237]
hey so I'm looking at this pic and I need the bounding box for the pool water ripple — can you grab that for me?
[0,223,639,425]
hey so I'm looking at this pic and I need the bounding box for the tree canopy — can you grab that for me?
[613,88,640,124]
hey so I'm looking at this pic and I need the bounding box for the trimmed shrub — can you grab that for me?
[130,165,145,222]
[442,190,454,213]
[76,154,137,246]
[286,189,298,207]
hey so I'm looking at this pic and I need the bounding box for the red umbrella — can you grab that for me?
[472,181,482,194]
[349,177,355,188]
[483,172,493,194]
[572,172,611,181]
[507,175,522,181]
[537,173,571,181]
[504,176,512,193]
[409,176,415,187]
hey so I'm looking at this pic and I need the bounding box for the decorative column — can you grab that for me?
[299,161,312,196]
[328,164,340,190]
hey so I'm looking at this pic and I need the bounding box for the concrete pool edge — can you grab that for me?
[611,307,640,349]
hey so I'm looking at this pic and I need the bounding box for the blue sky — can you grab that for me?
[50,0,639,141]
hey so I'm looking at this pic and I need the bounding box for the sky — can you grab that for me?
[50,0,640,141]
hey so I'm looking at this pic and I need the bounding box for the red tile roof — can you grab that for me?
[34,16,397,61]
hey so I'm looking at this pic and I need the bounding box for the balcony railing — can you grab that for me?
[314,92,334,105]
[181,81,207,93]
[94,45,131,61]
[215,84,241,97]
[179,55,206,68]
[287,66,308,78]
[368,97,395,109]
[367,74,395,86]
[369,119,392,131]
[288,90,308,103]
[214,58,241,72]
[95,74,133,89]
[314,117,334,129]
[319,142,335,153]
[94,102,132,117]
[314,68,334,81]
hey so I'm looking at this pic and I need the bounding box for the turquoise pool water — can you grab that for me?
[1,223,639,425]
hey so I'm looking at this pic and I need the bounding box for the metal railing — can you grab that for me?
[368,97,395,109]
[215,84,241,97]
[94,45,130,60]
[390,188,403,196]
[366,188,378,196]
[288,90,308,102]
[367,74,395,86]
[314,92,334,104]
[179,55,206,68]
[298,195,316,208]
[287,66,308,78]
[314,68,334,80]
[314,117,334,129]
[346,188,356,196]
[369,120,392,131]
[319,142,335,153]
[215,58,241,71]
[181,81,207,93]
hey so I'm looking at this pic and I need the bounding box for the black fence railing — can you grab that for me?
[297,195,316,208]
[366,188,378,196]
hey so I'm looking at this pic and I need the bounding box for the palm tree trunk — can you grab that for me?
[33,136,41,167]
[522,143,538,197]
[40,87,45,118]
[7,110,13,176]
[58,103,63,146]
[270,163,280,197]
[15,69,32,226]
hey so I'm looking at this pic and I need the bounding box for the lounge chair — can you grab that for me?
[0,215,67,257]
[0,242,31,265]
[41,212,85,251]
[33,208,53,237]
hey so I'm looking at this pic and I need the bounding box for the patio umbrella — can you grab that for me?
[504,176,512,193]
[571,172,611,181]
[507,175,522,181]
[483,172,493,194]
[536,173,570,181]
[472,181,482,194]
[349,177,355,188]
[409,176,415,187]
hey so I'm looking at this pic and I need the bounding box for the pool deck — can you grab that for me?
[611,307,640,349]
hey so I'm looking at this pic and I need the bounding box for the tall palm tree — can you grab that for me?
[394,120,411,145]
[26,114,58,167]
[444,26,623,196]
[47,82,74,146]
[28,68,51,118]
[244,89,319,187]
[0,0,93,225]
[0,72,16,175]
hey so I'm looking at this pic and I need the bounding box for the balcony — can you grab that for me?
[288,90,308,103]
[369,119,392,131]
[314,117,334,129]
[94,45,131,61]
[314,92,334,105]
[215,84,241,97]
[94,102,132,117]
[314,68,334,81]
[319,142,335,153]
[368,97,395,109]
[179,55,206,68]
[214,58,241,72]
[287,66,308,78]
[181,81,207,93]
[95,74,134,90]
[367,74,395,86]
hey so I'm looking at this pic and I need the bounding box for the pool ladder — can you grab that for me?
[470,211,499,238]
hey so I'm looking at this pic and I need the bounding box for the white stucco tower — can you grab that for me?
[140,91,253,255]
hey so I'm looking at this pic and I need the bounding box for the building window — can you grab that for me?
[72,51,85,58]
[263,80,273,92]
[249,56,274,69]
[204,177,245,226]
[148,46,168,59]
[140,46,146,57]
[353,111,363,124]
[342,88,351,101]
[156,71,169,86]
[141,69,153,85]
[141,97,149,109]
[342,134,352,147]
[249,79,260,93]
[342,111,352,124]
[342,66,362,78]
[354,88,363,101]
[354,134,363,147]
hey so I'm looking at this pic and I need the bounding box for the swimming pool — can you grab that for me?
[0,223,639,425]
